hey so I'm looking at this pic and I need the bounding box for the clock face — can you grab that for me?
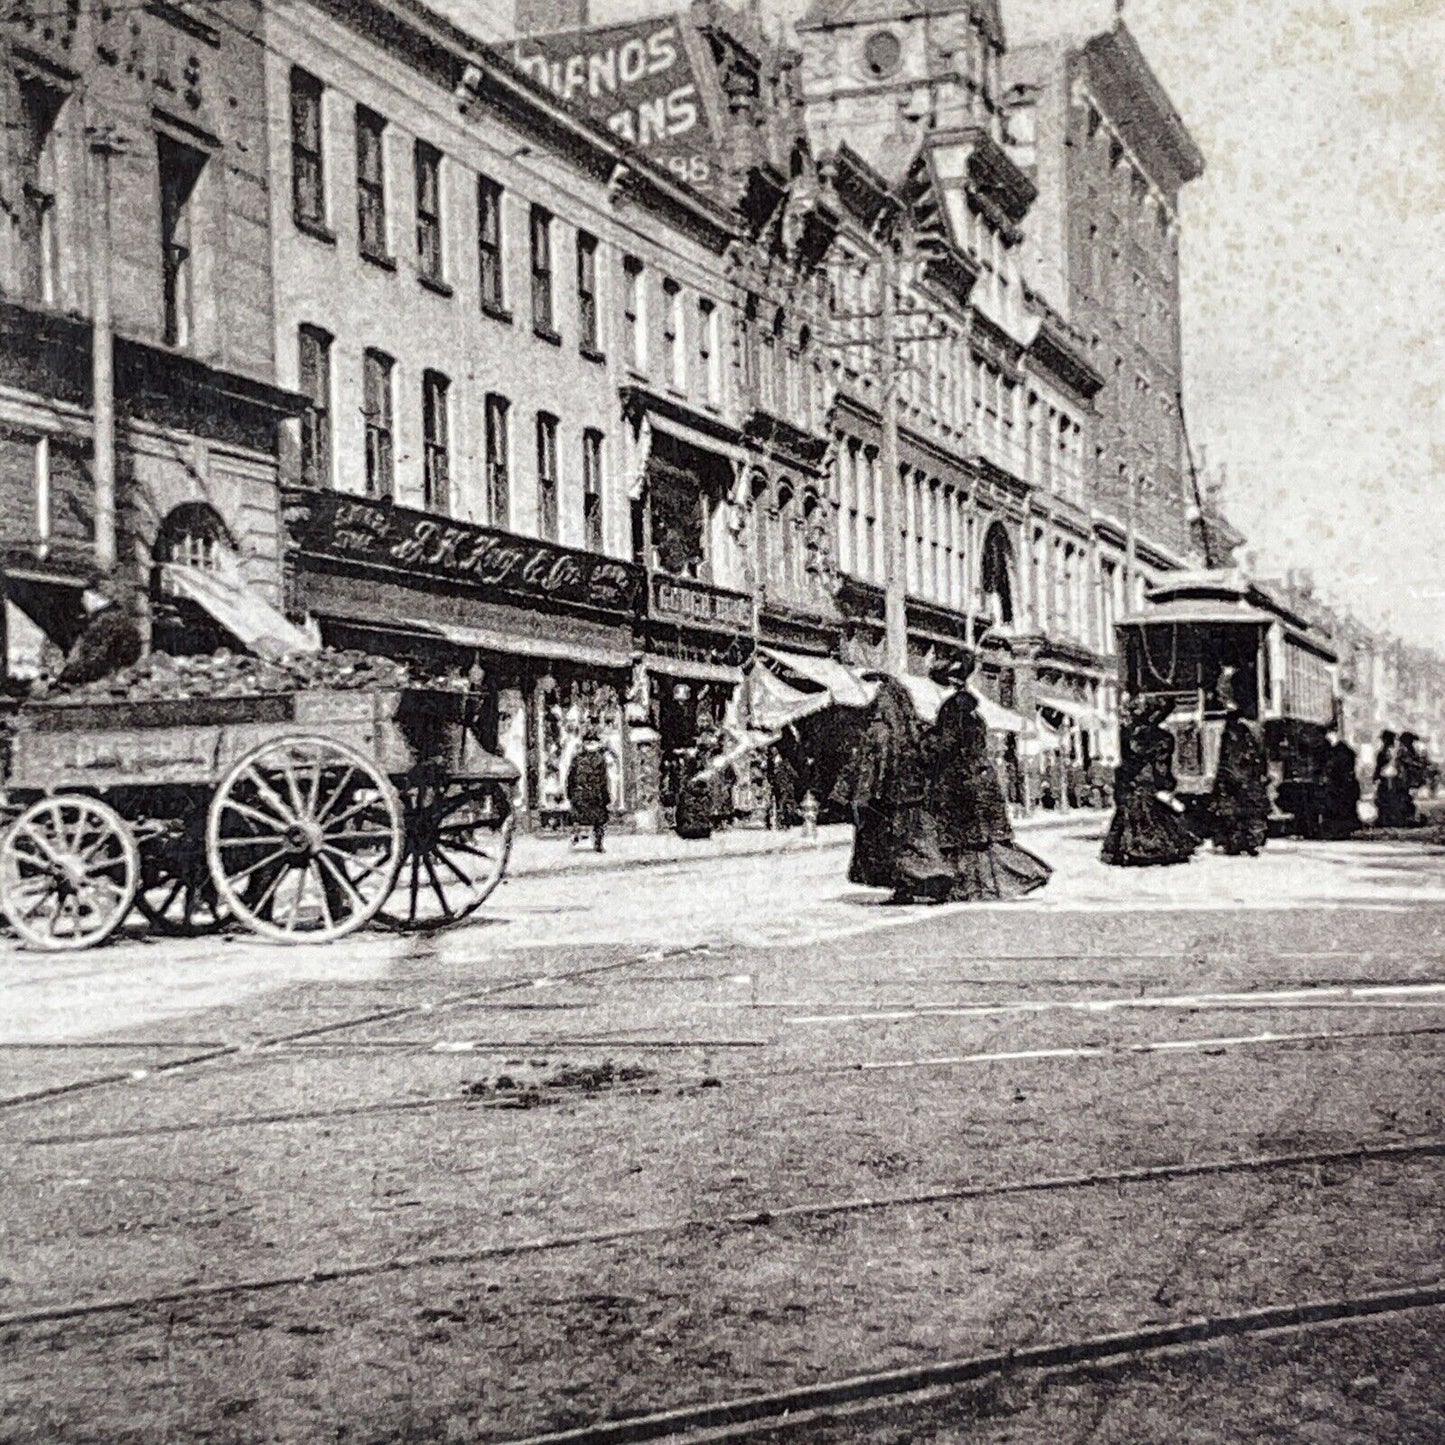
[862,28,902,80]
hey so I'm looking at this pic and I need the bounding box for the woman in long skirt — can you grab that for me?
[1101,697,1198,867]
[1321,731,1361,839]
[928,657,1051,901]
[1208,672,1271,856]
[831,674,952,904]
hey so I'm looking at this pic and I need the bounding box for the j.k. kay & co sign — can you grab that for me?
[285,490,644,617]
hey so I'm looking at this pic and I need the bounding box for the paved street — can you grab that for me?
[2,819,1445,1442]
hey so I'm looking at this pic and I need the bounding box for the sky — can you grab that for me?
[461,0,1445,648]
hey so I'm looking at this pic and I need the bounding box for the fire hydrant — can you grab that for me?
[800,790,819,840]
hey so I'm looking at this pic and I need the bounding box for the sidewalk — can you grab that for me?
[506,808,1109,879]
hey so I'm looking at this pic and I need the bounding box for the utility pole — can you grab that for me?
[878,228,908,676]
[87,125,124,574]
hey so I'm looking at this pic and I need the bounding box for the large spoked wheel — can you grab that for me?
[207,736,402,944]
[0,796,140,951]
[376,777,514,931]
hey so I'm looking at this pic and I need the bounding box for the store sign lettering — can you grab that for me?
[301,494,643,614]
[513,20,716,194]
[652,577,752,633]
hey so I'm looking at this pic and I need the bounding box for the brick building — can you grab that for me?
[0,0,300,676]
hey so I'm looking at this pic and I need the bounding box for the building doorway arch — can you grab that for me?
[150,502,235,655]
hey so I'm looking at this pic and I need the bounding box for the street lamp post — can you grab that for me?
[878,232,907,676]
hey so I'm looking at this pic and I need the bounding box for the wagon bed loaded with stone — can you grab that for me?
[0,654,518,951]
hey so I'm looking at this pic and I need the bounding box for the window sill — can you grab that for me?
[360,248,396,273]
[579,344,606,365]
[533,325,562,347]
[626,367,650,385]
[294,215,336,246]
[419,274,453,298]
[666,386,688,402]
[482,301,513,325]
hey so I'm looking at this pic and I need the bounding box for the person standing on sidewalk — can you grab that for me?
[566,724,611,853]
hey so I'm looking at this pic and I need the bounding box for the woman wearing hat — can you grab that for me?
[1208,668,1271,856]
[830,673,951,904]
[1101,696,1198,867]
[928,654,1051,901]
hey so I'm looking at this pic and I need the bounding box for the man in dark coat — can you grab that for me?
[929,656,1051,899]
[766,745,799,830]
[1208,669,1271,856]
[56,580,143,687]
[831,674,951,904]
[566,725,611,852]
[1321,730,1361,839]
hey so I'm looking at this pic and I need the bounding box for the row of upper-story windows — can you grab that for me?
[295,325,604,549]
[289,67,729,405]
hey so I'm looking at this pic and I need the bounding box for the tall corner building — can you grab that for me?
[1002,17,1204,562]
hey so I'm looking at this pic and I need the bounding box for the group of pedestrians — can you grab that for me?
[1373,730,1432,829]
[830,653,1052,905]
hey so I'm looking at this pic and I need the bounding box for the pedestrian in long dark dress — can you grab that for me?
[830,675,951,904]
[929,659,1051,900]
[1208,673,1271,856]
[566,727,611,852]
[1373,732,1410,827]
[1101,697,1198,867]
[1321,732,1361,839]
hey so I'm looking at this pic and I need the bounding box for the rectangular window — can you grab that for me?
[355,106,388,261]
[477,175,505,313]
[290,68,325,231]
[422,370,449,512]
[362,348,394,498]
[623,255,645,371]
[663,279,683,390]
[158,134,205,348]
[485,392,510,528]
[297,325,332,488]
[698,298,718,406]
[576,231,600,356]
[536,412,558,542]
[18,76,64,306]
[529,205,554,336]
[582,428,603,553]
[414,140,443,284]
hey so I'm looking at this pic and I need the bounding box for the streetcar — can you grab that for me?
[1115,571,1341,835]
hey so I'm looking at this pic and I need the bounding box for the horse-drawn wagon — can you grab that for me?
[0,683,517,950]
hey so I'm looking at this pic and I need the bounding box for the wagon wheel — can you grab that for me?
[207,736,402,944]
[137,834,230,937]
[376,777,514,931]
[0,796,140,951]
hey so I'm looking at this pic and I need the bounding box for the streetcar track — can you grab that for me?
[2,1137,1441,1331]
[14,1022,1443,1143]
[491,1280,1445,1445]
[0,947,708,1113]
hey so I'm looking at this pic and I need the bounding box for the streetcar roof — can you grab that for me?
[1116,600,1276,629]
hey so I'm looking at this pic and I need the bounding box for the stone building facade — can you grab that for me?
[0,0,300,675]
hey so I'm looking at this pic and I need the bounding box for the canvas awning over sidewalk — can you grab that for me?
[160,563,318,660]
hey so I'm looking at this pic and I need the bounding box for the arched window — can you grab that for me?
[980,520,1015,628]
[149,503,236,656]
[775,479,796,594]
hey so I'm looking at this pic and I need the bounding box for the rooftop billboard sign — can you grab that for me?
[513,18,722,195]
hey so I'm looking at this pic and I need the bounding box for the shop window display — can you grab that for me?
[535,673,624,826]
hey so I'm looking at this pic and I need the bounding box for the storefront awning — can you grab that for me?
[160,563,318,660]
[644,653,745,686]
[397,616,634,670]
[750,661,834,732]
[1037,695,1101,729]
[761,647,874,709]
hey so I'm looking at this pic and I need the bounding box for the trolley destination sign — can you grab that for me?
[284,488,645,618]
